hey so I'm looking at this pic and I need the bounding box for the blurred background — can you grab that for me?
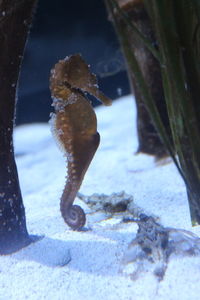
[16,0,130,125]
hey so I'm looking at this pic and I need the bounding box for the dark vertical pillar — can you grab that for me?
[105,0,171,159]
[0,0,37,254]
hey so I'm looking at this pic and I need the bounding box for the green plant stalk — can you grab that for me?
[106,0,186,181]
[108,0,200,224]
[149,1,200,163]
[144,0,200,224]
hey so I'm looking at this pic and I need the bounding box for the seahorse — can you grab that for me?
[49,54,111,230]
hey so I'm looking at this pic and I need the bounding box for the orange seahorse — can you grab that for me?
[49,54,111,230]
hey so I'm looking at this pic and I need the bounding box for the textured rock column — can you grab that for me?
[0,0,37,254]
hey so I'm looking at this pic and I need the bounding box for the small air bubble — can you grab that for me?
[8,198,13,206]
[184,82,188,90]
[67,92,78,104]
[57,129,64,136]
[117,87,122,96]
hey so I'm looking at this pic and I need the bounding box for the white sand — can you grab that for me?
[1,95,200,300]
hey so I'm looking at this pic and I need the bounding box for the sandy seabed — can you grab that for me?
[1,95,200,300]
